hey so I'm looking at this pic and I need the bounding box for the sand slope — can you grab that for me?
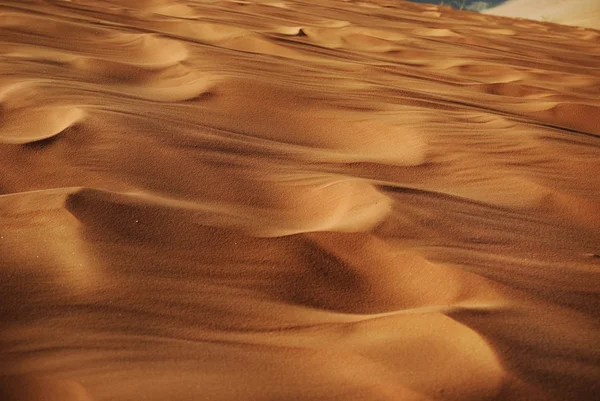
[483,0,600,29]
[1,1,599,400]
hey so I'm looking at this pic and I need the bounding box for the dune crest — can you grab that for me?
[0,82,85,145]
[1,0,599,401]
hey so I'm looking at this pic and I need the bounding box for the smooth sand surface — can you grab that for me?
[1,0,599,400]
[484,0,600,29]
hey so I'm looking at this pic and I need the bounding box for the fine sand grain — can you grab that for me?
[1,1,599,400]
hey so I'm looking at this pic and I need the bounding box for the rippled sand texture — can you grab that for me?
[1,0,599,400]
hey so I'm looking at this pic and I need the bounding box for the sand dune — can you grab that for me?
[0,82,86,145]
[1,0,599,400]
[484,0,600,29]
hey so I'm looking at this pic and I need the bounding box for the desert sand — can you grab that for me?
[0,0,599,400]
[483,0,600,30]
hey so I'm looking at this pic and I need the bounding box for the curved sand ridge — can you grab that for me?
[87,0,198,18]
[65,179,393,237]
[1,1,600,401]
[1,187,505,401]
[74,61,215,101]
[0,12,213,101]
[0,12,191,66]
[297,26,404,52]
[153,20,306,59]
[195,79,427,165]
[0,375,94,401]
[0,82,85,145]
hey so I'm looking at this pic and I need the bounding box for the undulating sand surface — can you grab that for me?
[1,1,599,400]
[484,0,600,30]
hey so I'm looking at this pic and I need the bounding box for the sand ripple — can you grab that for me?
[0,82,85,145]
[1,1,599,401]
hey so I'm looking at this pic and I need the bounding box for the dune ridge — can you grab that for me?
[1,1,599,401]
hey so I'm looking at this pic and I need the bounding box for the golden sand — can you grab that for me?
[1,1,599,400]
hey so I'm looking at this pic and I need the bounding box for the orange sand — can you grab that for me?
[1,1,599,400]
